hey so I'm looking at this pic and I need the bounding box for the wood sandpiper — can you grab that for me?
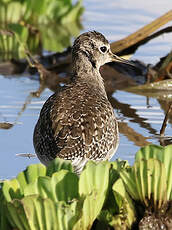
[33,31,133,173]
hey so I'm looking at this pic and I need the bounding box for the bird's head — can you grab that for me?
[72,31,134,69]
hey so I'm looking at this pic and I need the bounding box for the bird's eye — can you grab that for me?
[100,46,107,53]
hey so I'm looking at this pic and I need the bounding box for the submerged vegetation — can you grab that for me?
[0,144,172,230]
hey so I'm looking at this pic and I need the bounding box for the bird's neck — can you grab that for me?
[72,52,106,94]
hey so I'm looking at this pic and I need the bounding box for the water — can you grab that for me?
[0,0,172,179]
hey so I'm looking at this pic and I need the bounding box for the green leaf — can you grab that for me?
[17,163,46,194]
[23,196,57,230]
[135,144,172,200]
[7,23,29,58]
[73,161,110,230]
[7,195,79,230]
[8,23,28,43]
[0,186,11,230]
[2,163,46,204]
[61,0,84,24]
[113,178,126,208]
[44,0,71,20]
[0,33,19,61]
[6,199,30,230]
[0,2,25,22]
[134,160,147,206]
[101,160,129,215]
[46,158,73,177]
[135,145,164,161]
[160,145,172,200]
[24,170,79,203]
[26,0,47,15]
[120,167,140,201]
[100,162,136,229]
[51,170,78,202]
[121,157,167,210]
[79,161,110,195]
[2,178,22,202]
[112,178,136,228]
[99,178,137,229]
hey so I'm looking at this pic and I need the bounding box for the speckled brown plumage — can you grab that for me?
[33,31,132,173]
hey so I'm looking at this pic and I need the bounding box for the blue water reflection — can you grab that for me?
[0,0,172,178]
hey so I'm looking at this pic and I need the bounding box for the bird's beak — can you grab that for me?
[110,52,135,67]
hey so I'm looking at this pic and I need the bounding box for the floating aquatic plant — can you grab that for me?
[0,144,172,229]
[120,144,172,229]
[1,159,110,230]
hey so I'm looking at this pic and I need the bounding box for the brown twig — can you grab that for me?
[160,102,172,136]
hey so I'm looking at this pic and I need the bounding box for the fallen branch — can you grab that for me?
[111,10,172,54]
